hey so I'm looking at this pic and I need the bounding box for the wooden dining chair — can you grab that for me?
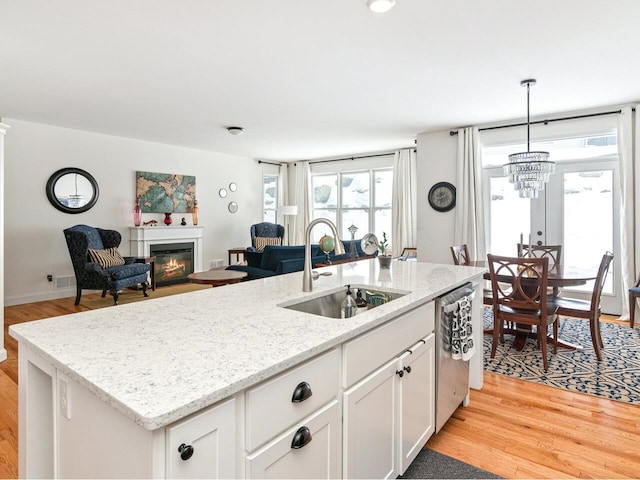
[518,243,563,295]
[517,243,563,268]
[487,254,559,371]
[450,244,471,266]
[550,252,613,361]
[629,274,640,329]
[451,244,492,307]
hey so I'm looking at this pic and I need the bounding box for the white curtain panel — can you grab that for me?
[279,163,290,244]
[291,161,311,245]
[279,163,289,208]
[618,106,636,320]
[392,149,417,257]
[454,127,486,262]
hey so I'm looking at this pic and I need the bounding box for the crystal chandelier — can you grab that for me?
[503,79,555,199]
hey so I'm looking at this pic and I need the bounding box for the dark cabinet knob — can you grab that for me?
[404,365,412,374]
[291,426,312,449]
[291,381,313,403]
[396,369,404,377]
[178,443,194,461]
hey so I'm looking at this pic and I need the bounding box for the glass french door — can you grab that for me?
[485,157,621,314]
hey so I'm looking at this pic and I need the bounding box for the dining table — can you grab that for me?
[469,260,598,351]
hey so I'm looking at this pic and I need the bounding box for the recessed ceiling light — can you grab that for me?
[227,126,245,135]
[367,0,396,13]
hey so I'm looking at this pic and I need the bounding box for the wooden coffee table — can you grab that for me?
[188,270,247,287]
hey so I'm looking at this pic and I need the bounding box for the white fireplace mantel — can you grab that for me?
[129,226,204,272]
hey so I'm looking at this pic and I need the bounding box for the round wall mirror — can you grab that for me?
[219,188,228,198]
[46,167,99,214]
[228,201,238,213]
[229,182,237,192]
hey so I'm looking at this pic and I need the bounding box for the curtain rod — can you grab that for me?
[448,109,623,136]
[294,147,416,166]
[257,160,283,166]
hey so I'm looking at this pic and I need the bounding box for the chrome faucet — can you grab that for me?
[303,218,345,292]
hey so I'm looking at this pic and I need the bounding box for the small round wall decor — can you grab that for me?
[428,182,456,212]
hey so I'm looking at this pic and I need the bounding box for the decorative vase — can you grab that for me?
[378,255,392,269]
[164,212,173,226]
[133,198,142,227]
[192,199,199,226]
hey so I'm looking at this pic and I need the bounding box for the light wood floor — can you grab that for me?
[1,296,639,479]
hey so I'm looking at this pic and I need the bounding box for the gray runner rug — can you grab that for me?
[399,448,502,479]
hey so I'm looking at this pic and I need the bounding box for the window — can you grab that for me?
[481,123,621,313]
[310,168,392,242]
[263,174,278,223]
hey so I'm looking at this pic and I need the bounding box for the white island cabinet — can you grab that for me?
[10,260,486,479]
[343,302,435,479]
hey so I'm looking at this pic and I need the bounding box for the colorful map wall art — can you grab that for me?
[136,171,196,213]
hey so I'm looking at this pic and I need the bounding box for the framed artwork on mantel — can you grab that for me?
[136,171,196,213]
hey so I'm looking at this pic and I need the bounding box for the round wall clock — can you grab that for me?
[428,182,456,212]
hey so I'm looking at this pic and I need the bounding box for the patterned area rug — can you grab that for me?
[483,307,640,405]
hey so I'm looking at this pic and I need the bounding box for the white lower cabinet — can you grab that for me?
[398,336,435,473]
[343,333,435,479]
[344,358,398,479]
[166,397,237,479]
[246,400,341,479]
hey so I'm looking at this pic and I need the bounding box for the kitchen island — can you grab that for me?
[10,259,485,479]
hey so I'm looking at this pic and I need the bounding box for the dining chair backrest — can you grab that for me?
[487,254,557,371]
[450,244,471,266]
[487,254,550,314]
[590,251,614,311]
[517,243,562,269]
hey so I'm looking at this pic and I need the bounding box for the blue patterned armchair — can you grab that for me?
[248,222,285,251]
[64,224,151,305]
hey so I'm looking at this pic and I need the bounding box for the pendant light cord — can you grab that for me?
[526,81,531,152]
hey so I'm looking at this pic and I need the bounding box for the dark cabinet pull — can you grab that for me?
[291,381,313,403]
[396,369,404,377]
[178,443,194,461]
[291,426,312,449]
[404,365,412,374]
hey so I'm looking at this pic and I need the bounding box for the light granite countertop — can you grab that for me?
[10,259,485,430]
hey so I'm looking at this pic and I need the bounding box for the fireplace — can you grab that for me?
[150,242,194,287]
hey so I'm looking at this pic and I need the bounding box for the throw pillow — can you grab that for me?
[88,247,126,268]
[254,236,282,252]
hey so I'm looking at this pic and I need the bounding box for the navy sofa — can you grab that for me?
[226,239,374,280]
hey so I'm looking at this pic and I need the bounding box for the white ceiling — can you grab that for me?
[1,0,639,161]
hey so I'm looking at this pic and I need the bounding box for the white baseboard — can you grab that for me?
[4,287,76,306]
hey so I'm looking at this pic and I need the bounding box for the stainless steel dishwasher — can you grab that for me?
[434,282,475,433]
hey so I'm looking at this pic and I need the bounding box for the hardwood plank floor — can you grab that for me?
[1,298,639,479]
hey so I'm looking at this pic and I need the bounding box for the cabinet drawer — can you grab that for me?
[343,301,434,388]
[246,348,340,451]
[166,397,236,479]
[246,400,341,479]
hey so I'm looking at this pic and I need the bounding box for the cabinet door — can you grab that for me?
[166,397,236,479]
[343,358,399,480]
[246,400,340,479]
[398,334,435,474]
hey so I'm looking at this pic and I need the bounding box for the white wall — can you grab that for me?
[0,123,8,362]
[4,119,264,305]
[416,129,458,264]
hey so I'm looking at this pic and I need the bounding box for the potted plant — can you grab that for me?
[378,232,392,268]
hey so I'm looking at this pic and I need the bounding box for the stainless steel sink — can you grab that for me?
[279,286,409,319]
